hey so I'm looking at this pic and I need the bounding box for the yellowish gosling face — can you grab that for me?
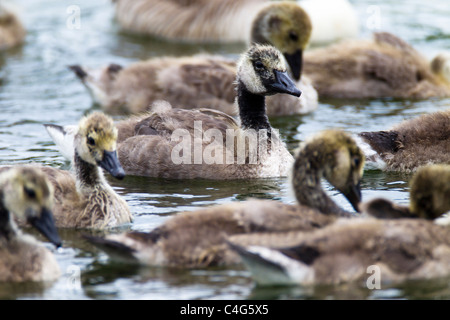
[302,130,365,211]
[76,112,125,179]
[409,164,450,219]
[237,44,301,97]
[251,2,312,80]
[0,167,61,247]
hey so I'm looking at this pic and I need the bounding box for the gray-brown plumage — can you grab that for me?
[355,110,450,172]
[0,166,61,282]
[227,165,450,286]
[34,112,133,229]
[83,129,365,268]
[70,1,317,116]
[116,44,301,179]
[0,3,25,51]
[303,32,450,99]
[361,164,450,221]
[228,218,450,286]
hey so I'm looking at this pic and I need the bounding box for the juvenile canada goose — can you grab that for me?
[227,165,450,286]
[0,2,25,50]
[38,112,133,229]
[115,44,301,179]
[354,109,450,172]
[83,129,365,268]
[303,32,450,99]
[70,1,317,116]
[0,166,61,282]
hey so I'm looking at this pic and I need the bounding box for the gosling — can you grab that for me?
[227,165,450,286]
[83,129,365,268]
[354,109,450,172]
[35,112,133,229]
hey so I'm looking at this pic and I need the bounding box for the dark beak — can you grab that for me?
[283,49,303,81]
[28,208,62,248]
[98,150,125,180]
[268,70,302,97]
[342,180,362,213]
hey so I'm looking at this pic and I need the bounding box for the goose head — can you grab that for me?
[75,112,125,179]
[251,2,312,81]
[294,130,365,212]
[431,53,450,85]
[0,167,61,247]
[237,44,301,97]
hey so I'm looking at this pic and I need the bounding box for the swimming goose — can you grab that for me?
[0,166,61,282]
[83,129,365,268]
[0,2,25,50]
[354,109,450,172]
[303,32,450,99]
[38,112,133,229]
[70,1,317,116]
[227,165,450,286]
[116,44,301,179]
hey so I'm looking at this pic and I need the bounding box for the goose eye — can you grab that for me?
[87,137,96,146]
[289,31,298,42]
[254,60,264,70]
[24,187,36,199]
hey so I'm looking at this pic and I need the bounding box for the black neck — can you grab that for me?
[74,151,101,188]
[237,81,272,133]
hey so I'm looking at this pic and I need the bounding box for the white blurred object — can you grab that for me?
[298,0,359,46]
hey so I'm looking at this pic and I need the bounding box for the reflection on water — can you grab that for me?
[0,0,449,300]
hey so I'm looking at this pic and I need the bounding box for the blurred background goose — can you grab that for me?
[33,112,133,229]
[115,45,301,179]
[354,109,450,172]
[0,2,25,51]
[70,1,317,116]
[83,129,365,268]
[361,164,450,221]
[112,0,358,46]
[227,165,450,286]
[0,166,61,282]
[303,32,450,99]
